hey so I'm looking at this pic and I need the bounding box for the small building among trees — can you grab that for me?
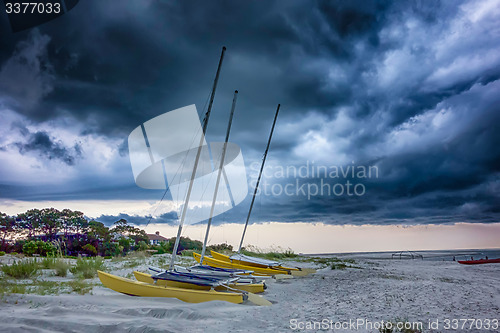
[147,231,169,245]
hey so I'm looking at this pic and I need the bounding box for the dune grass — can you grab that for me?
[54,259,71,277]
[0,280,27,295]
[0,255,99,296]
[38,257,72,277]
[40,257,57,269]
[299,256,361,269]
[68,279,93,295]
[70,257,105,279]
[1,259,39,279]
[181,249,196,257]
[125,251,150,260]
[0,279,94,296]
[34,280,60,295]
[241,245,299,260]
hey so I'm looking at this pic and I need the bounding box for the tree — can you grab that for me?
[61,209,88,235]
[0,212,15,251]
[88,220,110,255]
[17,209,43,238]
[167,236,202,254]
[110,219,148,247]
[39,208,62,241]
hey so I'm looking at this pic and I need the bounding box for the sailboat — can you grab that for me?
[98,47,270,305]
[199,104,316,276]
[135,89,269,288]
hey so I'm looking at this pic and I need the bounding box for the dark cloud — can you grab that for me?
[0,0,498,225]
[95,212,178,227]
[15,130,82,165]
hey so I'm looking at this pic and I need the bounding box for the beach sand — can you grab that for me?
[1,254,499,332]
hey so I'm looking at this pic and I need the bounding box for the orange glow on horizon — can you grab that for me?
[144,222,500,254]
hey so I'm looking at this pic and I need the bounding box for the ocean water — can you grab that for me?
[312,248,500,261]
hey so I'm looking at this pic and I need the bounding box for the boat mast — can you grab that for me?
[199,90,238,264]
[169,46,226,271]
[237,104,280,253]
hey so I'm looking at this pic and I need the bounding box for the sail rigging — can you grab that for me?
[237,104,281,253]
[199,90,239,264]
[168,46,226,270]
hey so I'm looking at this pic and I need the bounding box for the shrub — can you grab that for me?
[70,257,105,279]
[39,241,57,257]
[1,259,39,278]
[153,241,170,254]
[103,242,121,257]
[118,238,131,254]
[82,244,97,256]
[54,259,71,277]
[208,243,233,252]
[0,251,5,256]
[22,241,38,256]
[167,237,202,254]
[137,240,149,251]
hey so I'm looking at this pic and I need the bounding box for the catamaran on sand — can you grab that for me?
[99,46,272,305]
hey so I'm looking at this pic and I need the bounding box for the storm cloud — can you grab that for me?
[0,0,498,225]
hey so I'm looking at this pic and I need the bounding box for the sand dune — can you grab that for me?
[1,255,499,332]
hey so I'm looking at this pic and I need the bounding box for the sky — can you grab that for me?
[0,1,499,252]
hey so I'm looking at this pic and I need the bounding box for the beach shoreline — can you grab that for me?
[1,252,499,332]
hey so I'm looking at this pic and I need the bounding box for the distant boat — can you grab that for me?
[458,258,500,265]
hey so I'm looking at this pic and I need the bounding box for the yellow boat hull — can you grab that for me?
[97,270,245,304]
[210,251,316,276]
[133,271,266,294]
[193,252,290,276]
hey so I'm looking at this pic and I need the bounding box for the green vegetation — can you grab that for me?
[0,209,149,258]
[125,251,150,260]
[0,251,5,256]
[40,257,57,269]
[0,279,95,296]
[1,259,39,279]
[70,257,105,279]
[136,240,149,251]
[34,280,60,295]
[1,207,243,261]
[181,249,196,257]
[22,241,37,256]
[22,241,56,257]
[119,251,150,269]
[9,283,27,294]
[207,243,233,253]
[68,279,93,295]
[53,259,71,277]
[39,256,71,277]
[331,262,349,270]
[241,245,298,260]
[154,256,168,267]
[82,244,97,256]
[300,256,361,269]
[0,255,99,296]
